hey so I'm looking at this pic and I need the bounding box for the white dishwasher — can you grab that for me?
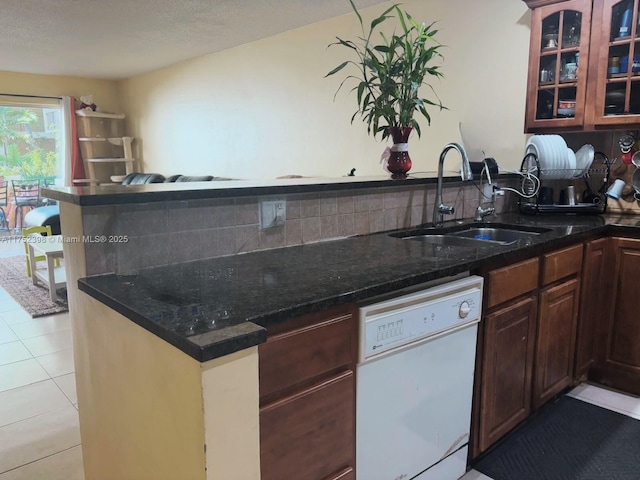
[356,274,483,480]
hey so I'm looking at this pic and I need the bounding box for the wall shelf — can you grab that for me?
[76,112,135,184]
[75,109,125,119]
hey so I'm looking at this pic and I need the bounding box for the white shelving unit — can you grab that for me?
[75,110,135,185]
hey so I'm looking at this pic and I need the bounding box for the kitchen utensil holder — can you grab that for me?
[518,151,611,215]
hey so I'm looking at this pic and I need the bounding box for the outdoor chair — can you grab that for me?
[0,181,8,230]
[11,180,40,230]
[21,225,59,278]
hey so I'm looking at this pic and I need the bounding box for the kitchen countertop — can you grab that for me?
[77,213,640,362]
[42,172,516,206]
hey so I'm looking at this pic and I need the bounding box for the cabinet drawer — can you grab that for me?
[259,311,355,400]
[485,257,539,309]
[542,244,583,286]
[260,371,355,480]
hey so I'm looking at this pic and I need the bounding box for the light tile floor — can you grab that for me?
[461,382,640,480]
[0,283,84,480]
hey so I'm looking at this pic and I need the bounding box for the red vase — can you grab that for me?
[387,127,413,179]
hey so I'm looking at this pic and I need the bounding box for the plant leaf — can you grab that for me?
[325,61,350,77]
[347,0,363,27]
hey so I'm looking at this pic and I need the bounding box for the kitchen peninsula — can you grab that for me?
[44,177,640,480]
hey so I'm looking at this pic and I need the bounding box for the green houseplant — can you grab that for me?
[326,1,445,178]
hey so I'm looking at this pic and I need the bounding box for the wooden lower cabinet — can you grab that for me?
[258,306,357,480]
[260,372,355,480]
[476,295,537,454]
[533,277,580,409]
[591,238,640,395]
[575,238,611,379]
[472,244,582,457]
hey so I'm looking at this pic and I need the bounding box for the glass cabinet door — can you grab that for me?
[526,0,592,131]
[591,0,640,125]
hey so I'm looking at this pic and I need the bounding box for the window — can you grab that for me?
[0,96,65,186]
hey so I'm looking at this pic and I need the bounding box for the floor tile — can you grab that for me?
[22,331,73,358]
[0,310,33,327]
[0,359,49,393]
[9,316,70,340]
[460,470,493,480]
[0,380,70,428]
[0,445,84,480]
[36,349,74,378]
[0,341,31,366]
[0,327,18,346]
[53,374,77,405]
[0,300,21,314]
[0,406,80,474]
[569,383,640,420]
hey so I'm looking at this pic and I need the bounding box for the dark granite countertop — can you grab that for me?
[77,213,640,362]
[42,172,516,206]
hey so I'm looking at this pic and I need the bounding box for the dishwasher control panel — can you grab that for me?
[359,276,483,362]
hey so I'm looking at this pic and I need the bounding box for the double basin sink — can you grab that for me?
[390,223,553,248]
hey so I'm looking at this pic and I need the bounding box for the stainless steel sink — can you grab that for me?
[449,227,546,245]
[401,234,499,248]
[393,223,553,247]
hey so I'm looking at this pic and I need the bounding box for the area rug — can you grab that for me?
[474,395,640,480]
[0,255,68,317]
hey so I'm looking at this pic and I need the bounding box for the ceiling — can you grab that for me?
[1,0,386,80]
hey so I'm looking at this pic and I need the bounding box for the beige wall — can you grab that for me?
[118,0,532,179]
[2,1,531,180]
[0,70,121,113]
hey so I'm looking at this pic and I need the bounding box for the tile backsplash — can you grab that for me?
[82,179,519,275]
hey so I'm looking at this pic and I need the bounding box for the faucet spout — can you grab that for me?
[432,143,472,227]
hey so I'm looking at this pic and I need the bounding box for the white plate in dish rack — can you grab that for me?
[575,144,595,176]
[550,135,568,171]
[526,136,552,170]
[528,135,559,177]
[567,148,577,173]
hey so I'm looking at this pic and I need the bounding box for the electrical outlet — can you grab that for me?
[260,200,286,229]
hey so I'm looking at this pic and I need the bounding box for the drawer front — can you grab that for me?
[259,311,355,400]
[260,371,355,480]
[542,244,583,286]
[486,257,540,309]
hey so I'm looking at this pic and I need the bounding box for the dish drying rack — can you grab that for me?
[518,151,611,215]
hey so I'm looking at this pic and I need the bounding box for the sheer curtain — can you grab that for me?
[62,96,85,186]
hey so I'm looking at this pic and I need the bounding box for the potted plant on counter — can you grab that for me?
[326,0,446,178]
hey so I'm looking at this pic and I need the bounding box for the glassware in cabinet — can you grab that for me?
[526,0,591,131]
[590,0,640,125]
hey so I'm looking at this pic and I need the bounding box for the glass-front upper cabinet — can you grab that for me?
[590,0,640,126]
[525,0,592,132]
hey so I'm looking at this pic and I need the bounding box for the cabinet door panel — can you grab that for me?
[525,0,592,132]
[592,238,640,395]
[589,0,640,126]
[534,278,580,409]
[575,238,612,379]
[260,371,355,480]
[478,295,537,453]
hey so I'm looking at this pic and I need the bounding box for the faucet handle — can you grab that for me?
[438,204,455,215]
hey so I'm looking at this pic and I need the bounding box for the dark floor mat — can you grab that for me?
[474,395,640,480]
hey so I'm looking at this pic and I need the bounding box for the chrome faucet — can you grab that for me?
[475,159,496,222]
[432,143,473,227]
